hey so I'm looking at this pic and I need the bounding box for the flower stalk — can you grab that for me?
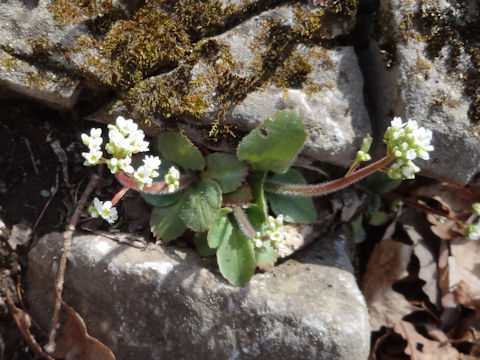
[265,155,395,197]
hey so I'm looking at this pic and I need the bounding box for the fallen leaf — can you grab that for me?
[53,300,115,360]
[5,290,52,359]
[403,224,440,307]
[7,221,32,250]
[415,183,477,214]
[394,320,460,359]
[361,219,416,331]
[449,238,480,292]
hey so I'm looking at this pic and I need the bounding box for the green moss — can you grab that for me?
[428,89,459,114]
[320,0,358,18]
[0,51,17,72]
[24,71,49,91]
[123,64,209,122]
[49,0,114,25]
[169,0,237,41]
[274,54,313,89]
[410,0,480,123]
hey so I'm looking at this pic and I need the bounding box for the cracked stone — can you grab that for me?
[366,0,480,184]
[25,230,370,359]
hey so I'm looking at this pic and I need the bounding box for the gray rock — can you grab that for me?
[366,0,480,184]
[101,3,369,167]
[0,49,81,109]
[26,230,370,360]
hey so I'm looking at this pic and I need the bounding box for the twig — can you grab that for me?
[22,137,39,176]
[44,173,102,354]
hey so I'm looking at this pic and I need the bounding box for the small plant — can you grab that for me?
[81,111,434,285]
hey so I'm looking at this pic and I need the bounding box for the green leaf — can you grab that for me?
[255,243,278,271]
[141,159,184,206]
[155,131,205,171]
[180,179,222,232]
[150,200,187,242]
[247,172,268,221]
[208,209,233,248]
[350,215,366,244]
[369,211,388,226]
[365,171,401,194]
[222,183,253,206]
[245,205,265,231]
[194,232,217,257]
[217,226,255,286]
[202,153,248,193]
[265,168,316,223]
[237,109,307,174]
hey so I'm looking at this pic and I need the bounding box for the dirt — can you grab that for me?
[0,98,107,359]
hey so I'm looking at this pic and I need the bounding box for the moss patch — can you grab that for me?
[411,0,480,123]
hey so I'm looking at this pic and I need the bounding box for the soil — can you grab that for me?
[0,98,118,359]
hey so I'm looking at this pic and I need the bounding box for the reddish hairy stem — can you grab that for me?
[265,155,395,197]
[232,206,256,238]
[114,171,194,194]
[111,186,130,206]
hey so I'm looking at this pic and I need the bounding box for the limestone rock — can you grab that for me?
[367,0,480,184]
[26,230,370,359]
[102,3,369,167]
[0,50,81,109]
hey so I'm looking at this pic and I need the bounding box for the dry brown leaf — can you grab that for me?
[403,224,440,307]
[5,290,53,359]
[449,238,480,292]
[394,320,460,359]
[416,183,476,242]
[52,300,115,360]
[415,183,477,214]
[361,220,416,331]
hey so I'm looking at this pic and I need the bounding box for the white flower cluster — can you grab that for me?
[81,116,163,190]
[384,117,434,180]
[105,116,149,157]
[252,215,285,251]
[164,166,180,193]
[81,128,103,165]
[465,203,480,241]
[81,116,168,224]
[88,197,118,224]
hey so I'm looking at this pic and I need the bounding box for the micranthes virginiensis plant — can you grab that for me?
[81,110,435,285]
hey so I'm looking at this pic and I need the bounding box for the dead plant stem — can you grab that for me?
[45,173,101,353]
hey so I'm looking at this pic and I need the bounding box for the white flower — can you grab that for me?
[81,128,103,151]
[251,214,286,251]
[82,150,103,166]
[115,116,138,136]
[143,155,161,171]
[107,157,119,173]
[119,156,134,173]
[133,165,158,189]
[128,130,149,153]
[88,197,118,224]
[391,117,403,129]
[269,230,284,242]
[106,118,150,156]
[164,166,180,193]
[465,223,480,241]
